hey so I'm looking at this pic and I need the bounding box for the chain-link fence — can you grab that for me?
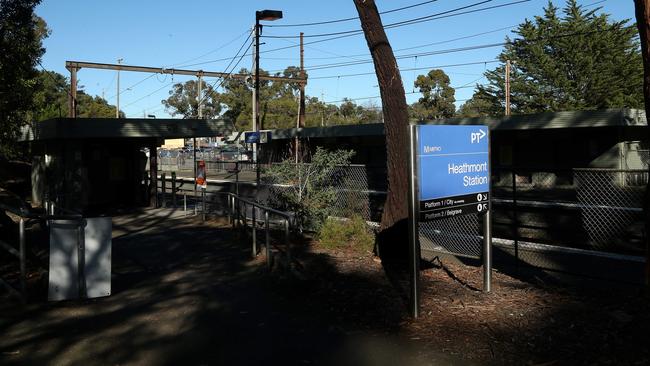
[419,214,482,258]
[492,168,647,259]
[574,169,646,254]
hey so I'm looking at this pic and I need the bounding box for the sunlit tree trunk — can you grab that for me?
[633,0,650,285]
[354,0,410,251]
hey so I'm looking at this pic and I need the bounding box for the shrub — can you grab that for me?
[318,215,374,253]
[264,147,355,232]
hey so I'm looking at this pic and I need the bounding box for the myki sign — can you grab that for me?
[417,125,490,221]
[196,160,207,189]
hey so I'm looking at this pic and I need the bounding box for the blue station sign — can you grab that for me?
[244,132,260,144]
[417,125,490,221]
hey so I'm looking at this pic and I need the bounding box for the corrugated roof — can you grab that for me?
[270,109,647,139]
[19,118,234,141]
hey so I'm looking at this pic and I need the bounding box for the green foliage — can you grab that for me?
[463,0,643,116]
[318,216,374,253]
[31,70,123,120]
[456,91,493,118]
[162,79,221,119]
[264,147,355,231]
[162,67,382,129]
[410,69,456,121]
[0,0,43,157]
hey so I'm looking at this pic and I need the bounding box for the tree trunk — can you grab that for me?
[354,0,410,248]
[633,0,650,285]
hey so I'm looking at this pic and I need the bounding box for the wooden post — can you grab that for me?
[67,67,77,118]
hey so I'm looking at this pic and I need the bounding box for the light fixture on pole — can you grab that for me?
[254,9,283,195]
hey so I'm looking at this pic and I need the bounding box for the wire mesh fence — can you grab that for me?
[492,168,647,258]
[574,169,646,254]
[419,214,482,259]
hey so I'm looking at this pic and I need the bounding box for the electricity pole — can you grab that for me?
[197,72,203,119]
[505,59,511,116]
[116,58,123,118]
[296,32,305,163]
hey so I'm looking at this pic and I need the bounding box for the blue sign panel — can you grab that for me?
[244,132,260,144]
[417,125,490,221]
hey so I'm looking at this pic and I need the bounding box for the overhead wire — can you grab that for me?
[286,27,622,73]
[170,29,252,69]
[135,30,255,116]
[261,0,493,39]
[176,0,529,68]
[106,72,157,101]
[308,60,499,80]
[265,0,441,28]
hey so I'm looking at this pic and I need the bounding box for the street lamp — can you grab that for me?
[254,9,283,196]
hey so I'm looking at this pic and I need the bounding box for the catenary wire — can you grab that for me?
[265,0,441,28]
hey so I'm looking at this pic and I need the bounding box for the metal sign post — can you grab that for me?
[407,124,421,318]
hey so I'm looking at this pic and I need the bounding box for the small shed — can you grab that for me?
[20,118,232,214]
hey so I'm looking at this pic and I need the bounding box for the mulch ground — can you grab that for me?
[300,242,650,366]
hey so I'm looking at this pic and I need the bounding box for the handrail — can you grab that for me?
[228,193,292,220]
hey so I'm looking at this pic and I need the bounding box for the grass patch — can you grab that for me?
[318,215,375,253]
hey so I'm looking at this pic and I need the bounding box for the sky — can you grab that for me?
[36,0,635,119]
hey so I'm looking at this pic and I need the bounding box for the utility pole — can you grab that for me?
[505,59,511,116]
[197,72,203,119]
[254,17,261,198]
[321,91,325,127]
[296,32,305,163]
[252,24,258,163]
[116,58,123,118]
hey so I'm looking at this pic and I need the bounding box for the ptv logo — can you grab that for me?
[470,129,487,144]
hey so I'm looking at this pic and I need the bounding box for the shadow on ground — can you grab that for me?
[0,211,452,366]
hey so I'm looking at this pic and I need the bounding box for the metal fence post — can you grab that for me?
[265,210,270,269]
[483,210,492,292]
[252,205,257,258]
[161,173,166,208]
[284,218,291,265]
[512,169,519,265]
[171,172,177,208]
[230,195,235,227]
[19,218,26,299]
[183,193,187,214]
[201,188,206,222]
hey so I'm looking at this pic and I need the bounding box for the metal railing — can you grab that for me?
[226,193,293,268]
[153,176,294,269]
[0,202,83,301]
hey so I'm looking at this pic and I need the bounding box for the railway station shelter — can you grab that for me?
[20,117,232,214]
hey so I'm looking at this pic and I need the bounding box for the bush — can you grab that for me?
[264,147,355,232]
[318,215,374,253]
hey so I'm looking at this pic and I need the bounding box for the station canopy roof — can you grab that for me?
[20,118,234,142]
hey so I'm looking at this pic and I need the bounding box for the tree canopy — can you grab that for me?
[0,0,43,157]
[31,70,123,120]
[460,0,644,116]
[162,67,382,131]
[410,69,456,121]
